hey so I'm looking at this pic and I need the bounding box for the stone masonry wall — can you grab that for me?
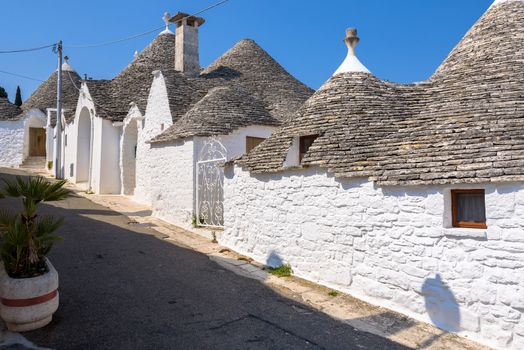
[149,139,195,227]
[134,71,173,205]
[0,119,24,167]
[0,110,46,168]
[222,165,524,349]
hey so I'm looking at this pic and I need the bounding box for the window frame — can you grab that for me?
[299,135,318,163]
[245,136,266,154]
[451,189,487,229]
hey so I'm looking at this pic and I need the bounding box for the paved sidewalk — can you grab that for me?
[0,168,488,349]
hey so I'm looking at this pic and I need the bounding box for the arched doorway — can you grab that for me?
[121,119,138,195]
[76,108,92,183]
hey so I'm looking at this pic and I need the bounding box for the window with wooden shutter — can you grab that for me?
[246,136,266,153]
[451,189,487,229]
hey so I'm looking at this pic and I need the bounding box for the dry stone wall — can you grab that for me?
[223,165,524,349]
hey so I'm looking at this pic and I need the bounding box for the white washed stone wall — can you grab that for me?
[0,119,24,167]
[134,71,173,205]
[223,166,524,349]
[149,139,195,227]
[0,110,46,167]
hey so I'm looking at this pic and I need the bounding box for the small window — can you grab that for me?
[246,136,265,153]
[160,123,165,131]
[64,134,68,146]
[299,135,318,163]
[451,189,487,229]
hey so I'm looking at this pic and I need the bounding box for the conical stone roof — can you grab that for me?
[151,39,314,143]
[0,97,22,121]
[240,1,524,186]
[201,39,313,122]
[22,67,81,121]
[86,32,177,121]
[158,86,280,140]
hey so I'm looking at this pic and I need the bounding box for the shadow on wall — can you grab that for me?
[420,274,460,348]
[266,250,284,268]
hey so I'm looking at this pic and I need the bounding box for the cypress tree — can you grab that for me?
[0,86,7,98]
[14,86,22,106]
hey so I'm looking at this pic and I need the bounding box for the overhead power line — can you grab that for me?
[0,70,45,82]
[66,0,230,49]
[0,43,55,54]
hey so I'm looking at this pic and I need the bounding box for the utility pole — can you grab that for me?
[54,41,63,179]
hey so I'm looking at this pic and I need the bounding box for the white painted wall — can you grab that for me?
[134,71,174,205]
[149,139,195,226]
[64,84,121,194]
[0,119,24,167]
[120,111,140,195]
[75,108,92,183]
[193,126,275,162]
[148,126,276,228]
[0,110,46,168]
[98,118,121,194]
[223,165,524,350]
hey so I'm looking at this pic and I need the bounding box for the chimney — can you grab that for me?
[169,12,205,77]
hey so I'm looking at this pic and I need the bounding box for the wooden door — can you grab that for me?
[29,128,46,156]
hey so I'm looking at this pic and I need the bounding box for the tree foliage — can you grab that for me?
[14,86,22,106]
[0,86,7,99]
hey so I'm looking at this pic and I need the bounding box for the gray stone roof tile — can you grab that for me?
[239,1,524,186]
[21,69,81,122]
[155,86,280,141]
[0,97,22,121]
[86,33,177,121]
[151,39,313,142]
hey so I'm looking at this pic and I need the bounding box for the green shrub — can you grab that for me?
[0,176,72,278]
[267,264,293,277]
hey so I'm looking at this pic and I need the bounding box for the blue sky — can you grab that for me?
[0,0,495,102]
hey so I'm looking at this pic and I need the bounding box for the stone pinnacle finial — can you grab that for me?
[163,12,171,30]
[344,28,360,56]
[61,55,76,72]
[332,27,370,76]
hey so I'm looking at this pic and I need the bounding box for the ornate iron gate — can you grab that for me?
[196,138,227,228]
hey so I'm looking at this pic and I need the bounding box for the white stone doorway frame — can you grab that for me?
[121,119,139,195]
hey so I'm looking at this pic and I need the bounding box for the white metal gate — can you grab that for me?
[196,138,227,228]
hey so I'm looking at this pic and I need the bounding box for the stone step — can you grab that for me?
[21,157,47,169]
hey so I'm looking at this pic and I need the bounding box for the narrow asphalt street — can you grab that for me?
[0,170,409,350]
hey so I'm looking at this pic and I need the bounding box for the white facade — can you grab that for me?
[222,165,524,349]
[132,69,278,227]
[147,126,275,229]
[59,84,122,194]
[0,110,46,167]
[134,71,174,204]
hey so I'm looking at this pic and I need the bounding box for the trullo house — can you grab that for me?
[220,1,524,349]
[53,12,312,229]
[0,60,80,168]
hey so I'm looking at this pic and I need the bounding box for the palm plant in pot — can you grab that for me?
[0,176,71,331]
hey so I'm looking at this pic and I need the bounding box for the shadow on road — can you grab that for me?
[0,171,413,350]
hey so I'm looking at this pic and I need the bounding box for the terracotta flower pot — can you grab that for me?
[0,259,59,332]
